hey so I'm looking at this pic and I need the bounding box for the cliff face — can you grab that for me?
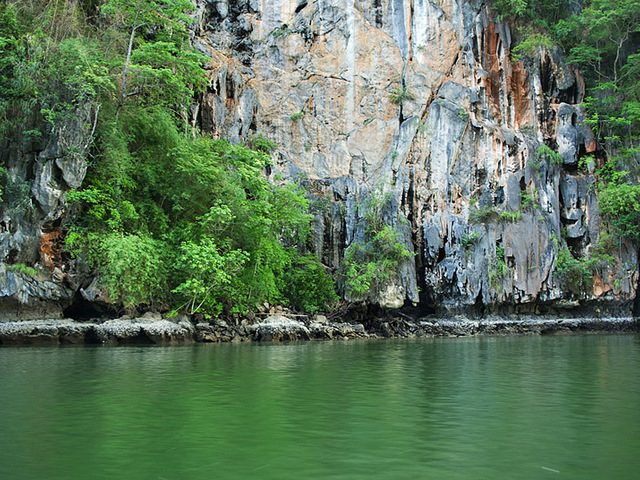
[0,105,95,319]
[192,0,637,313]
[0,0,636,318]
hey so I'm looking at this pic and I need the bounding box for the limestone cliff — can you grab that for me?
[0,0,637,318]
[0,105,95,319]
[192,0,637,314]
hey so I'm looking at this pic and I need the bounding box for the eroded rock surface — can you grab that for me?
[191,0,638,313]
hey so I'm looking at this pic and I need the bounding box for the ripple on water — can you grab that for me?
[0,335,639,479]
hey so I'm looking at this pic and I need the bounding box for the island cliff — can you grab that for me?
[0,0,637,321]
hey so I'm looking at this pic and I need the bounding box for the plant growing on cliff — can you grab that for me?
[290,111,304,122]
[389,85,415,106]
[247,133,277,154]
[552,233,615,298]
[520,189,538,210]
[0,166,6,203]
[499,210,523,223]
[342,190,412,299]
[554,244,593,297]
[469,205,499,223]
[598,177,640,241]
[512,32,554,60]
[488,245,508,289]
[272,24,292,39]
[343,226,412,298]
[537,144,563,166]
[62,84,333,316]
[461,230,481,250]
[6,263,38,278]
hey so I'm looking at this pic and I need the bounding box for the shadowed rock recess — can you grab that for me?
[1,1,638,332]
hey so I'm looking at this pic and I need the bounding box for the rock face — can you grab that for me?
[191,0,638,314]
[0,0,637,318]
[0,105,96,318]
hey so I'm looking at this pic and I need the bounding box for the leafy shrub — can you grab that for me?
[499,210,523,223]
[489,246,508,289]
[512,33,554,60]
[389,86,415,105]
[520,190,538,210]
[528,157,542,172]
[282,254,339,313]
[537,144,563,166]
[172,239,249,316]
[343,224,412,299]
[578,155,596,173]
[98,233,167,310]
[598,181,640,241]
[469,205,498,223]
[248,134,277,154]
[555,246,593,297]
[461,230,481,250]
[6,263,38,278]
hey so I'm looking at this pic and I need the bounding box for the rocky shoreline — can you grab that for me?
[0,313,638,346]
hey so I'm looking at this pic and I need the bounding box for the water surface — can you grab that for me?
[1,335,639,479]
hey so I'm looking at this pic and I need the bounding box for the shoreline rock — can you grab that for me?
[0,314,637,346]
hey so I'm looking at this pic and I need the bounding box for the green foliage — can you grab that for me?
[555,245,593,297]
[282,254,339,313]
[172,239,249,316]
[0,1,338,317]
[537,144,563,166]
[469,205,499,223]
[343,226,412,298]
[493,0,529,19]
[512,32,554,60]
[3,172,32,220]
[528,157,542,172]
[489,245,508,289]
[343,190,413,299]
[247,133,277,154]
[0,166,6,202]
[499,210,523,223]
[102,0,207,106]
[6,263,38,278]
[551,233,615,297]
[578,155,596,173]
[461,230,481,250]
[598,181,640,241]
[67,103,325,315]
[98,233,167,310]
[390,85,415,105]
[290,111,304,122]
[272,25,292,38]
[520,189,538,210]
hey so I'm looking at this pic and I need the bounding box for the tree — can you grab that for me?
[101,0,199,103]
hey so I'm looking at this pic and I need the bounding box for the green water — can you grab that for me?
[1,335,639,479]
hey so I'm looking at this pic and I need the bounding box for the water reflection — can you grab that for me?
[0,335,639,479]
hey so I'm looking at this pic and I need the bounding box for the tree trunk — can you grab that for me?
[121,24,138,102]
